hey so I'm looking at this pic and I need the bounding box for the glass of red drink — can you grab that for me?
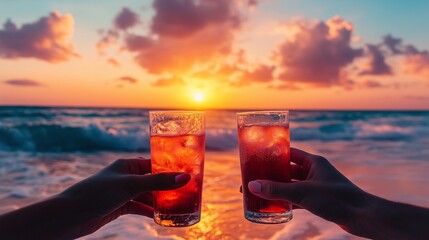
[150,111,205,227]
[237,111,292,224]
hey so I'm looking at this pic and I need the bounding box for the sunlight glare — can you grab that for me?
[194,92,204,102]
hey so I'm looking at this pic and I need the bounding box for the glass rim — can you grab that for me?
[237,110,289,116]
[149,110,205,115]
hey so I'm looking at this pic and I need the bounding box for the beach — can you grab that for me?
[1,107,429,239]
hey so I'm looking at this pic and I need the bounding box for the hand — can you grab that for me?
[61,157,190,238]
[247,148,369,236]
[0,157,190,240]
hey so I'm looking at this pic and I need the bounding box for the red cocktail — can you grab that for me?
[150,111,205,227]
[237,111,292,224]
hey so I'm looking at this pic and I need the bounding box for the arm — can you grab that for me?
[358,193,429,240]
[0,158,190,240]
[248,148,429,240]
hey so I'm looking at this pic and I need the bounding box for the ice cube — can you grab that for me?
[241,126,265,144]
[155,120,181,134]
[270,126,290,144]
[152,152,175,170]
[268,143,288,157]
[182,135,199,149]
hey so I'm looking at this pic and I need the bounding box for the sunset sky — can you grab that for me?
[1,0,428,109]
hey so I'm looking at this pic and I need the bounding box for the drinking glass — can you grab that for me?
[237,111,293,224]
[150,111,205,227]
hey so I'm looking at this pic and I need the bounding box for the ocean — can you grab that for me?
[1,107,429,240]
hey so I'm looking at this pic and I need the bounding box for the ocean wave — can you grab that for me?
[0,123,239,152]
[0,122,426,152]
[1,109,428,152]
[0,107,148,119]
[0,124,150,152]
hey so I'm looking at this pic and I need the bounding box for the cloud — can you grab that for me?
[3,79,43,87]
[125,0,241,75]
[150,0,240,37]
[232,64,275,86]
[152,76,185,86]
[99,0,247,88]
[118,76,138,84]
[247,0,259,8]
[107,58,121,67]
[96,8,139,53]
[0,12,78,62]
[404,53,429,78]
[114,7,140,30]
[359,44,392,75]
[241,65,274,83]
[100,3,428,90]
[96,29,119,53]
[360,80,384,88]
[383,34,403,55]
[275,16,363,86]
[379,34,429,79]
[267,84,301,91]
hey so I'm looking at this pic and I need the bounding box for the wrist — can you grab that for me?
[353,192,404,240]
[336,190,386,239]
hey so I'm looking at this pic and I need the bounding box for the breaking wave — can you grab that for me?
[0,107,428,152]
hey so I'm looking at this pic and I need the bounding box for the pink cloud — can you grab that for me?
[99,3,428,90]
[3,79,43,87]
[118,76,138,84]
[232,64,275,86]
[275,16,363,86]
[124,0,241,75]
[267,84,301,91]
[383,34,403,55]
[96,29,119,53]
[359,44,392,75]
[247,0,259,8]
[404,53,429,78]
[150,0,240,37]
[99,0,245,87]
[107,58,121,67]
[380,34,429,79]
[152,76,185,86]
[360,80,384,88]
[0,12,78,62]
[114,7,140,30]
[241,65,274,83]
[124,34,153,51]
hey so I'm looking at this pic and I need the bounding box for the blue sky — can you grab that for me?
[2,0,428,50]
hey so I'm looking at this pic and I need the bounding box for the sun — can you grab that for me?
[194,92,204,102]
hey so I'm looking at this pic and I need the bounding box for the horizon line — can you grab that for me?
[0,104,429,112]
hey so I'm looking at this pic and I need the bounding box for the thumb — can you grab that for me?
[248,180,310,204]
[126,172,191,196]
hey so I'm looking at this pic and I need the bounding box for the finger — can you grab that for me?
[133,192,153,207]
[241,181,302,208]
[248,180,310,204]
[126,172,191,195]
[110,158,151,175]
[242,180,300,193]
[290,148,314,166]
[122,200,154,218]
[291,164,305,180]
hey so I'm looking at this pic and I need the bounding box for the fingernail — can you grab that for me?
[175,173,190,184]
[248,181,262,193]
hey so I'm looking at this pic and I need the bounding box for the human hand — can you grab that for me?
[247,148,370,236]
[60,157,190,238]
